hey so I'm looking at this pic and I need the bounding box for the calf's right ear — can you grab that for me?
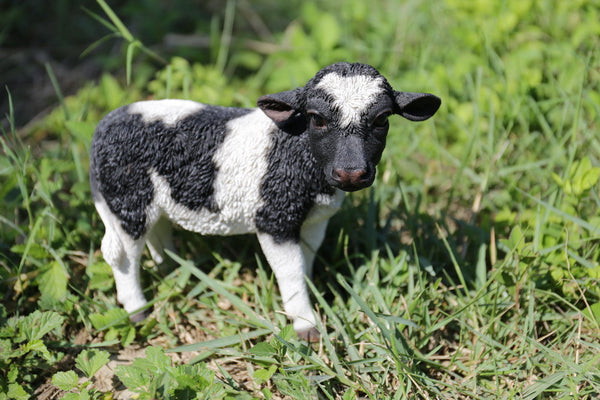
[257,88,303,123]
[394,91,441,122]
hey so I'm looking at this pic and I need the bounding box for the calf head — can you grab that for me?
[258,62,441,191]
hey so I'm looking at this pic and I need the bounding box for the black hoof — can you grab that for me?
[129,310,149,323]
[297,327,320,342]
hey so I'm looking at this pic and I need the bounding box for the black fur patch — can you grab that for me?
[255,129,335,243]
[90,104,252,239]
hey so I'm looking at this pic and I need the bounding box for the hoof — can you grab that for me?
[129,309,149,323]
[297,327,320,342]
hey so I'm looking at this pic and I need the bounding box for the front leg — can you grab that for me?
[300,218,330,279]
[257,233,318,341]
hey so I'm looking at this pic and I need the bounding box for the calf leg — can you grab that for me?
[299,219,330,279]
[257,233,318,341]
[95,199,148,321]
[109,238,147,321]
[145,217,174,265]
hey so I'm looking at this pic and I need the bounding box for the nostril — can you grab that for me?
[332,168,349,183]
[332,168,369,185]
[348,169,368,182]
[354,169,369,180]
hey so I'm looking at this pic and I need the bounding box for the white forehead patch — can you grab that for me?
[315,73,385,128]
[128,99,205,127]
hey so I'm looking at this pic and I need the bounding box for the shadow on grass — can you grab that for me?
[152,185,490,302]
[317,188,491,292]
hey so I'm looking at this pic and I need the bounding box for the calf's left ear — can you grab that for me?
[257,88,303,124]
[394,91,441,122]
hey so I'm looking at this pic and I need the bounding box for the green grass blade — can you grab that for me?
[80,32,120,59]
[95,0,133,41]
[273,333,356,388]
[169,328,271,353]
[336,273,406,362]
[215,0,236,74]
[166,250,275,331]
[4,86,15,133]
[518,188,600,234]
[305,277,362,361]
[302,279,350,383]
[521,371,567,400]
[436,224,468,293]
[125,41,137,86]
[44,62,70,121]
[82,6,118,34]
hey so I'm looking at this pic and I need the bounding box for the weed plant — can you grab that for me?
[1,0,599,398]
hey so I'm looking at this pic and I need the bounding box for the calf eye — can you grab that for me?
[308,112,327,129]
[373,112,390,128]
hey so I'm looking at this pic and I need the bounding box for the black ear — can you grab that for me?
[394,91,441,122]
[257,88,303,123]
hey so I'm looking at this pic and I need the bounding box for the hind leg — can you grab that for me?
[95,199,148,321]
[145,217,175,265]
[109,236,147,321]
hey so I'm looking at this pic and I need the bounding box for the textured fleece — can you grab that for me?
[90,103,252,239]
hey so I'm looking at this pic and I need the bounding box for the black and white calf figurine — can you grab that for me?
[90,62,441,341]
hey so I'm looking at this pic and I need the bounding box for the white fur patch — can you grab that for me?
[303,189,345,226]
[128,99,205,127]
[316,73,385,128]
[148,109,275,235]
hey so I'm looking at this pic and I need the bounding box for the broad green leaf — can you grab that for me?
[89,308,129,330]
[579,167,600,192]
[278,324,296,341]
[7,383,29,400]
[114,364,151,392]
[249,342,277,357]
[0,339,15,360]
[23,339,51,360]
[10,243,47,258]
[36,261,68,301]
[144,346,171,371]
[168,364,218,392]
[123,346,171,380]
[89,308,135,346]
[261,388,273,400]
[76,349,110,378]
[7,366,18,383]
[86,261,114,292]
[63,392,90,400]
[253,365,277,384]
[19,310,64,342]
[120,325,136,347]
[86,261,112,277]
[52,370,79,391]
[342,388,357,400]
[583,302,600,324]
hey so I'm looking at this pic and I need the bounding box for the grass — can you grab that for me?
[1,0,600,398]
